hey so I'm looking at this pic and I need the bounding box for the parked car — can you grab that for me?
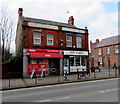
[90,66,101,72]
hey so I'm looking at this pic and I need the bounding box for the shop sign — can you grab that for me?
[27,48,60,53]
[62,27,85,33]
[64,50,88,56]
[28,64,49,73]
[28,22,58,30]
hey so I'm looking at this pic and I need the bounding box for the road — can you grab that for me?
[2,78,118,102]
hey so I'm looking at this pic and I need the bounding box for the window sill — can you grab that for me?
[46,45,56,47]
[33,45,43,46]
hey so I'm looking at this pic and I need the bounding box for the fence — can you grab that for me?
[2,67,120,89]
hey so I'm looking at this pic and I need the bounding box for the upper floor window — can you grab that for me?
[98,48,102,55]
[115,46,119,53]
[33,31,41,45]
[47,33,54,45]
[107,47,110,54]
[76,36,82,48]
[66,35,72,47]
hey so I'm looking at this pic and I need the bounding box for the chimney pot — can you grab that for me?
[96,39,99,44]
[68,16,74,25]
[18,8,23,17]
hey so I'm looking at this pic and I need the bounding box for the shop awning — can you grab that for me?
[30,52,63,58]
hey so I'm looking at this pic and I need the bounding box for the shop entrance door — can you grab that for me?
[49,59,60,75]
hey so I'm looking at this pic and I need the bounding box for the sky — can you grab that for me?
[0,0,119,54]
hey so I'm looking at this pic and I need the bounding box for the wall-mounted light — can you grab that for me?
[60,39,63,42]
[41,34,44,37]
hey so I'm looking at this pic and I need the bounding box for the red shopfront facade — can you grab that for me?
[27,48,63,74]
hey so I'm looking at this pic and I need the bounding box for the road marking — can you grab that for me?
[99,89,118,93]
[38,96,71,102]
[38,99,51,102]
[2,78,118,93]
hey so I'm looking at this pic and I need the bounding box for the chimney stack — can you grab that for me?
[68,16,74,25]
[96,39,99,44]
[18,8,23,17]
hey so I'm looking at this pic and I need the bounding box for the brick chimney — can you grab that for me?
[18,8,23,17]
[96,39,99,44]
[68,16,74,25]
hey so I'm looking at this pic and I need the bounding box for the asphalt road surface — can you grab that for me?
[2,78,118,102]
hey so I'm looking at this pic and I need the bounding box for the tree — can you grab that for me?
[0,6,14,62]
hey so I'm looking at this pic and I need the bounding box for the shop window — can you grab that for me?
[76,36,82,48]
[29,58,48,65]
[70,56,86,67]
[33,31,41,45]
[81,56,86,66]
[66,35,72,47]
[47,33,54,45]
[70,56,74,66]
[115,46,119,53]
[64,58,69,67]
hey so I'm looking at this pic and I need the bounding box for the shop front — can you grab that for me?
[63,50,89,74]
[24,49,63,76]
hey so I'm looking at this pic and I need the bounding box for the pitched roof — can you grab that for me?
[20,16,83,29]
[95,35,120,48]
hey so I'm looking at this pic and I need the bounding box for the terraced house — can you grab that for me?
[16,8,89,77]
[90,35,120,68]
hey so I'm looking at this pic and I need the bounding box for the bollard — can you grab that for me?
[35,77,37,84]
[77,69,79,79]
[8,72,10,87]
[115,68,117,76]
[94,71,96,78]
[58,76,60,82]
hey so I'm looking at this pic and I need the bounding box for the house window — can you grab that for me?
[98,58,102,65]
[115,46,119,53]
[33,31,41,45]
[76,36,82,48]
[47,33,54,45]
[107,47,110,54]
[98,48,102,55]
[66,35,72,47]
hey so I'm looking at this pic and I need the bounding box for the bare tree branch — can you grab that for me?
[0,6,14,62]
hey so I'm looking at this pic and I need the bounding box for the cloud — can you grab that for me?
[0,0,118,54]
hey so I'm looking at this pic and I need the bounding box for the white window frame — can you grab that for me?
[98,58,102,65]
[98,48,102,55]
[33,31,41,45]
[76,36,82,48]
[66,35,72,47]
[115,46,119,53]
[107,47,110,54]
[47,33,54,45]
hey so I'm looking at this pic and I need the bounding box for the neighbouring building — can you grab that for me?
[90,35,120,68]
[16,8,89,77]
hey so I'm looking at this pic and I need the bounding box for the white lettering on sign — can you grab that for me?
[62,27,85,33]
[64,50,88,56]
[28,22,58,30]
[45,55,51,57]
[29,49,36,52]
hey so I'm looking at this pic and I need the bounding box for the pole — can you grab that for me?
[9,72,10,87]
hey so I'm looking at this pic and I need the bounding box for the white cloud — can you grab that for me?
[0,0,118,54]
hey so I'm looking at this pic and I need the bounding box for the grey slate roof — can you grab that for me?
[21,16,83,29]
[95,35,120,48]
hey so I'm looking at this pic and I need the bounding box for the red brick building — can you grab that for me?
[90,35,120,68]
[16,8,89,76]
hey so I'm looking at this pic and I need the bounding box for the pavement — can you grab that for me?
[2,78,118,102]
[1,67,119,91]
